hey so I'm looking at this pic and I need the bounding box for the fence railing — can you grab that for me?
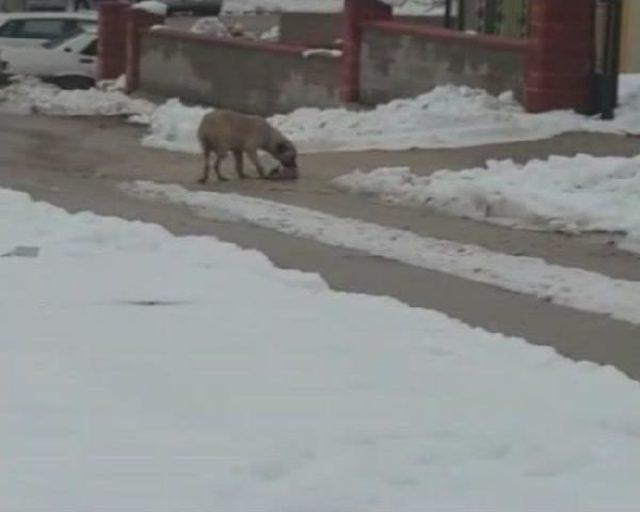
[443,0,529,38]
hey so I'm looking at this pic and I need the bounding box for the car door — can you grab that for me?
[0,31,90,77]
[74,37,97,78]
[38,34,96,78]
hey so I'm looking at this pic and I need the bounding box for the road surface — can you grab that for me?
[1,112,639,379]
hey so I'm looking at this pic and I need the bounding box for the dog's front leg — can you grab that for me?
[246,150,267,179]
[233,150,247,179]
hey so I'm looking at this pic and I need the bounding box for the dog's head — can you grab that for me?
[273,140,298,169]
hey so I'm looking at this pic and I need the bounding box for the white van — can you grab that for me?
[0,12,96,48]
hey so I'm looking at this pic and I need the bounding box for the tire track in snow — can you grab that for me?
[123,181,640,326]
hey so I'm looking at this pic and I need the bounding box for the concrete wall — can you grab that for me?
[139,28,341,116]
[359,22,527,105]
[279,11,443,47]
[621,0,640,72]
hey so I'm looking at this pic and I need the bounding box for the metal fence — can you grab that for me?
[444,0,529,38]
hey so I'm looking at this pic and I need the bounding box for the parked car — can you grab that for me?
[0,27,97,88]
[155,0,223,16]
[1,0,99,12]
[25,0,71,12]
[0,12,96,48]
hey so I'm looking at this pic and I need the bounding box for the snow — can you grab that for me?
[141,81,640,154]
[333,155,640,254]
[177,17,257,38]
[3,69,639,156]
[131,0,168,16]
[3,186,640,510]
[189,16,232,37]
[142,97,211,153]
[124,181,640,325]
[302,48,343,58]
[0,76,155,118]
[259,24,280,41]
[222,0,444,15]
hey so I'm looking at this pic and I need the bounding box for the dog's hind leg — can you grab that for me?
[214,151,229,182]
[233,150,247,179]
[198,148,211,184]
[246,149,267,179]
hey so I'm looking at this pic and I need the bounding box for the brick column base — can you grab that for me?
[98,2,129,80]
[525,0,594,113]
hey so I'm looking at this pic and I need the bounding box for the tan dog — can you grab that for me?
[197,109,299,183]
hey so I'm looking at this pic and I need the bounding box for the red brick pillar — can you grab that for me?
[125,8,165,93]
[98,2,129,80]
[341,0,392,103]
[524,0,594,113]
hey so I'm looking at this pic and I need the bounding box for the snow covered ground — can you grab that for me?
[142,81,640,154]
[124,181,640,325]
[0,77,154,118]
[222,0,444,15]
[334,154,640,254]
[3,187,640,511]
[3,75,640,154]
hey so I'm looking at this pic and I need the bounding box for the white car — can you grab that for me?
[0,12,96,48]
[0,28,97,88]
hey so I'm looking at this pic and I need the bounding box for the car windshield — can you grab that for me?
[41,29,83,49]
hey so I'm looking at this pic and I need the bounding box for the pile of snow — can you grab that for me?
[3,186,640,510]
[334,154,640,254]
[141,80,640,154]
[615,74,640,130]
[188,18,256,38]
[124,181,640,325]
[142,98,211,153]
[189,16,232,37]
[302,48,343,58]
[222,0,444,15]
[259,24,280,41]
[131,0,168,16]
[0,76,155,118]
[4,73,638,155]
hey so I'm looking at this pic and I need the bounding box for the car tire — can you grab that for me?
[53,75,95,90]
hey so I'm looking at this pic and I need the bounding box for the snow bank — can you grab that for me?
[124,181,640,325]
[141,80,640,154]
[0,76,155,118]
[334,155,640,254]
[3,186,640,511]
[142,98,211,153]
[4,72,638,155]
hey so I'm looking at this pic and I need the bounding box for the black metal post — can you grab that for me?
[444,0,453,28]
[598,0,622,119]
[458,0,467,30]
[609,0,622,112]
